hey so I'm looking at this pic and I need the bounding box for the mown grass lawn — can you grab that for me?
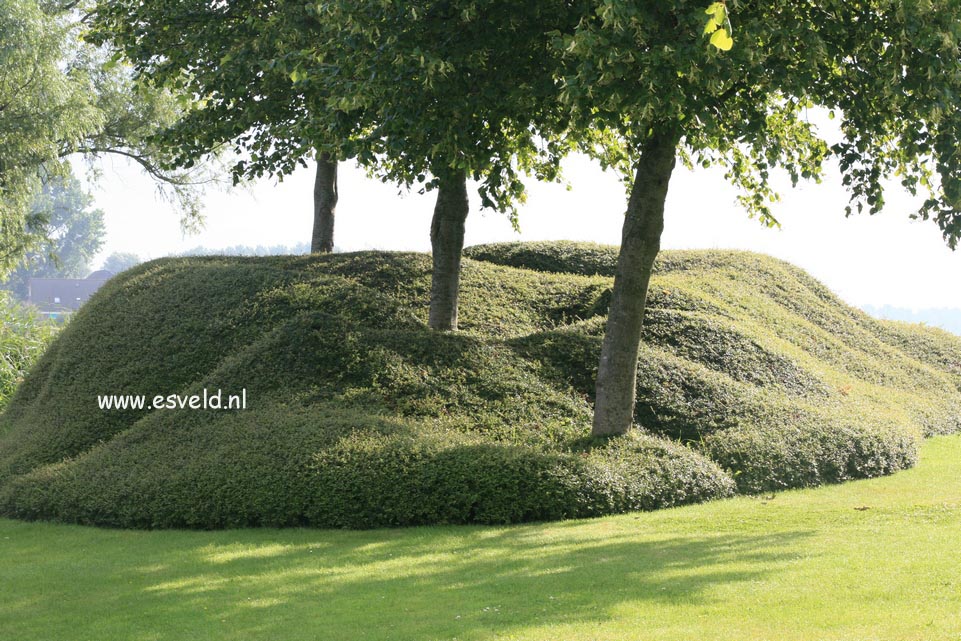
[3,435,961,641]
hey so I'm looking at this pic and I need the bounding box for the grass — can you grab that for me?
[3,433,961,641]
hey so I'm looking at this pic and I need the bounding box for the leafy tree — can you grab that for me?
[91,1,579,328]
[3,171,106,298]
[552,1,961,435]
[88,0,344,254]
[0,0,100,275]
[99,251,140,274]
[298,0,576,329]
[67,48,219,232]
[0,0,217,280]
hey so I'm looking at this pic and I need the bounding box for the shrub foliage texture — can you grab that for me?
[1,244,958,528]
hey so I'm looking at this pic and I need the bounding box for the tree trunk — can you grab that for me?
[311,152,338,253]
[429,171,469,331]
[592,128,681,436]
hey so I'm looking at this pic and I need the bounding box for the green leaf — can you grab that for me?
[710,28,734,51]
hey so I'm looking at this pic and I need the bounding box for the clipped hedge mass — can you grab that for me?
[1,243,959,529]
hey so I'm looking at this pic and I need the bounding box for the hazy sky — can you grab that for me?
[83,146,961,310]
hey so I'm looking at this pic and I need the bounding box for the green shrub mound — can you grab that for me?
[1,243,959,528]
[0,410,732,529]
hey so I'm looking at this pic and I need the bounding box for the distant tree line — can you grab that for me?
[177,243,311,258]
[865,306,961,338]
[97,252,139,274]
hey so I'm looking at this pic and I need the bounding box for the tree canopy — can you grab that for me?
[90,0,579,213]
[88,0,323,183]
[98,251,140,274]
[0,0,99,274]
[69,48,217,230]
[88,1,359,254]
[297,0,577,213]
[555,1,961,240]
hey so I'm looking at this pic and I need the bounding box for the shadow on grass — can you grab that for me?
[109,522,813,640]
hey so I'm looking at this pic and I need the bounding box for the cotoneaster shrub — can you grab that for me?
[0,243,958,528]
[0,408,734,529]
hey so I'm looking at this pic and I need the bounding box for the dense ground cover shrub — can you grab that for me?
[0,243,958,527]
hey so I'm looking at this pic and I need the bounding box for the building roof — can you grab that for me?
[27,273,114,313]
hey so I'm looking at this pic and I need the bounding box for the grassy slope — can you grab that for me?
[2,433,960,641]
[0,243,959,527]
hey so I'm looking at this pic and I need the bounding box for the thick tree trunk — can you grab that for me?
[428,171,469,331]
[592,128,681,436]
[311,152,338,253]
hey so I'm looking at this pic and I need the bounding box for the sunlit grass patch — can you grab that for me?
[1,435,960,640]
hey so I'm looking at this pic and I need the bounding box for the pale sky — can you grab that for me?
[83,146,961,311]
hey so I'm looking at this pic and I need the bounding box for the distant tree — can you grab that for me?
[553,2,961,436]
[99,252,141,274]
[3,172,105,299]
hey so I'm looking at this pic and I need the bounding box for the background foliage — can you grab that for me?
[0,294,59,412]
